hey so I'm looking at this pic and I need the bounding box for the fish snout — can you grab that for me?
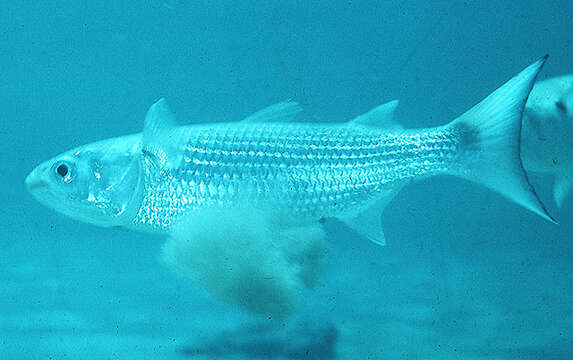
[25,165,49,193]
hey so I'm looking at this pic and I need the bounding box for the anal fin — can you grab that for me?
[338,186,402,246]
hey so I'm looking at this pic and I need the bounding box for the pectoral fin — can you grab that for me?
[141,98,181,168]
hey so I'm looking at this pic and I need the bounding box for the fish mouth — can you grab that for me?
[25,168,48,193]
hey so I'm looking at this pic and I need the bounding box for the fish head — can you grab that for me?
[522,75,573,172]
[526,75,573,126]
[25,135,144,227]
[553,75,573,119]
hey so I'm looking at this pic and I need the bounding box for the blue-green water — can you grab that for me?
[2,1,572,359]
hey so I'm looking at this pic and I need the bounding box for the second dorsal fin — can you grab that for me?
[349,100,401,129]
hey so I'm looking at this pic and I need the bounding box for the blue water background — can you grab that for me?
[1,1,572,358]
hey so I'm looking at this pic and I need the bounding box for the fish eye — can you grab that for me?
[53,161,74,183]
[57,164,68,177]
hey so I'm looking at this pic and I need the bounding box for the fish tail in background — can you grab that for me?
[447,55,555,222]
[160,205,327,320]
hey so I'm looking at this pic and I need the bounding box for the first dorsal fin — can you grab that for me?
[240,100,303,123]
[349,100,401,129]
[141,98,180,168]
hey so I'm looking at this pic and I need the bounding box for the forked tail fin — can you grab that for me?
[448,55,555,222]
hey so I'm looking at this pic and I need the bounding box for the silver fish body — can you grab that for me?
[134,124,463,230]
[25,57,554,246]
[23,57,554,318]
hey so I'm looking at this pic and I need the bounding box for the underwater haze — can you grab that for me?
[2,1,573,359]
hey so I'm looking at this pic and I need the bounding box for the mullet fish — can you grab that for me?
[26,57,553,246]
[522,74,573,208]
